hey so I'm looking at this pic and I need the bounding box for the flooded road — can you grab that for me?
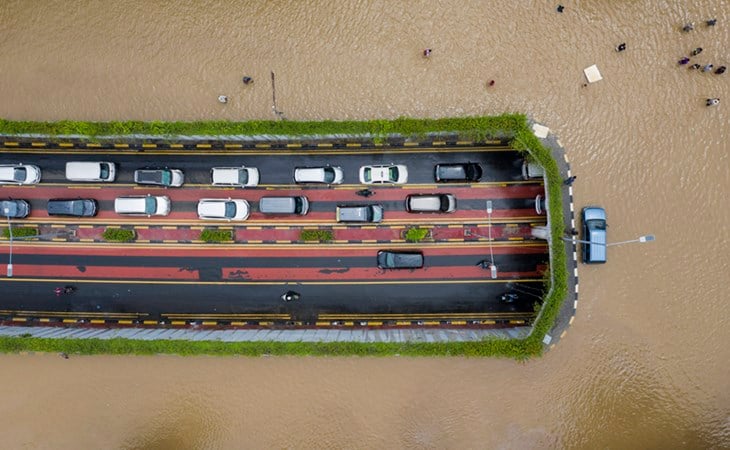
[0,0,728,448]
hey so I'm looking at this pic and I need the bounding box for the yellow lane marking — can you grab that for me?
[86,143,101,148]
[142,143,157,148]
[59,142,74,147]
[346,143,361,148]
[31,142,46,147]
[163,313,290,319]
[114,143,129,148]
[319,312,534,319]
[11,317,27,322]
[403,142,419,147]
[143,320,158,325]
[118,320,133,324]
[224,144,242,149]
[286,143,302,148]
[170,144,184,149]
[0,240,547,251]
[4,142,19,146]
[317,143,333,148]
[0,309,145,318]
[255,144,270,148]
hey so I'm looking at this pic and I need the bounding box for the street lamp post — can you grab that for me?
[562,234,656,247]
[485,201,497,279]
[5,212,12,277]
[4,211,71,277]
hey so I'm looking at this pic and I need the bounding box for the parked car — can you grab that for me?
[114,195,171,217]
[294,166,344,184]
[377,250,424,269]
[434,162,482,182]
[65,161,116,182]
[0,164,41,185]
[47,198,97,217]
[259,196,309,215]
[405,194,456,213]
[197,198,250,221]
[521,159,545,180]
[359,164,408,184]
[581,206,607,264]
[211,166,259,187]
[0,199,30,218]
[336,204,383,223]
[134,168,184,187]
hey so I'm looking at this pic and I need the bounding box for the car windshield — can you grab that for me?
[323,168,335,183]
[160,171,171,185]
[99,164,109,179]
[363,168,372,182]
[72,201,84,215]
[388,167,398,181]
[239,170,249,185]
[588,219,606,231]
[224,201,236,218]
[439,196,450,210]
[144,196,157,214]
[13,167,26,182]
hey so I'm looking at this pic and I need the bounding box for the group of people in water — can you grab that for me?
[678,19,723,107]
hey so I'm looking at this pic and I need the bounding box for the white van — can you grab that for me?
[66,161,116,182]
[114,195,170,217]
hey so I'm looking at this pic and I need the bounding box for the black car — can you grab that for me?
[47,198,98,217]
[1,199,30,218]
[377,250,424,269]
[434,163,483,182]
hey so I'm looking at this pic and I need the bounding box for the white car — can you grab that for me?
[114,195,171,217]
[197,198,250,221]
[211,167,259,187]
[0,164,41,185]
[294,166,344,184]
[359,164,408,184]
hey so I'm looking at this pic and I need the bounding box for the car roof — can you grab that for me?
[583,207,606,221]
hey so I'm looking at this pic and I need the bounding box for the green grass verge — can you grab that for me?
[0,335,531,358]
[2,227,38,238]
[300,229,333,241]
[0,113,569,359]
[102,228,136,242]
[0,115,523,140]
[200,229,233,243]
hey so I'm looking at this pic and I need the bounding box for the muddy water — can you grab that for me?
[1,0,729,448]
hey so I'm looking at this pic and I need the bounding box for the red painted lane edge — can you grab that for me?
[7,264,543,282]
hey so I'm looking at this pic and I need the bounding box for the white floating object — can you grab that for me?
[584,64,603,83]
[532,123,549,138]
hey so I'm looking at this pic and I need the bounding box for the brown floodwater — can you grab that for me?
[0,0,729,448]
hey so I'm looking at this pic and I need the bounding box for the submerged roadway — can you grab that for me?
[0,141,548,328]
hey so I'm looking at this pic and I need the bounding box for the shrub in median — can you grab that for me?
[300,229,333,241]
[2,227,38,238]
[102,228,136,242]
[405,227,430,243]
[200,229,233,242]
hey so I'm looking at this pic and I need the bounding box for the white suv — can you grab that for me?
[211,167,259,187]
[114,195,171,217]
[294,166,344,184]
[0,164,41,185]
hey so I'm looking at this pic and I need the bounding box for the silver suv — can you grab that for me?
[336,204,383,223]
